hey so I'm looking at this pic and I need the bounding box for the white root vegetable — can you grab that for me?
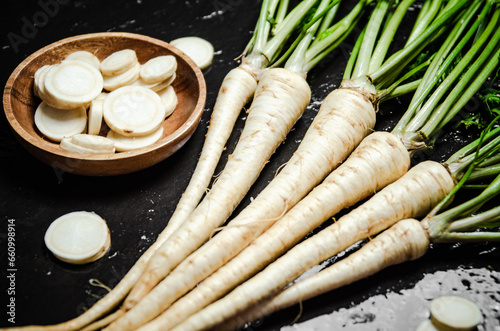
[12,49,212,331]
[128,87,377,330]
[171,160,455,331]
[33,65,52,99]
[140,67,257,251]
[140,55,177,84]
[102,62,141,91]
[107,126,164,152]
[170,36,214,70]
[64,51,100,70]
[157,85,178,118]
[130,72,175,92]
[220,218,430,331]
[430,296,483,331]
[87,98,104,135]
[60,135,116,154]
[10,67,259,331]
[34,102,87,142]
[99,49,138,76]
[44,60,103,109]
[139,130,410,331]
[103,85,166,137]
[105,67,311,331]
[67,134,115,153]
[44,211,111,265]
[34,64,72,110]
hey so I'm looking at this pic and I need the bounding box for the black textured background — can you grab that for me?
[1,1,499,330]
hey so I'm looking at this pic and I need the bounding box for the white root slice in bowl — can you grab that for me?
[60,134,116,154]
[103,62,141,92]
[87,94,107,135]
[107,125,164,151]
[103,85,166,137]
[33,65,52,99]
[100,49,138,76]
[170,36,214,69]
[140,55,177,84]
[157,85,178,118]
[63,50,100,70]
[131,71,176,92]
[44,60,104,109]
[34,101,87,142]
[44,211,111,265]
[430,296,482,331]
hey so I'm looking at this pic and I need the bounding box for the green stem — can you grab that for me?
[369,0,470,85]
[351,0,390,78]
[271,0,290,35]
[382,79,422,100]
[377,56,434,102]
[305,0,367,70]
[284,0,339,74]
[478,152,500,167]
[448,204,500,232]
[466,164,500,182]
[435,231,500,242]
[253,0,273,54]
[427,45,500,137]
[343,25,365,81]
[313,0,340,43]
[392,0,486,134]
[405,10,500,138]
[428,174,500,243]
[368,0,417,73]
[263,0,319,64]
[447,126,500,181]
[406,0,442,45]
[445,126,500,165]
[304,12,362,73]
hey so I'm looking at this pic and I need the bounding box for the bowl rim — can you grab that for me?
[3,31,207,164]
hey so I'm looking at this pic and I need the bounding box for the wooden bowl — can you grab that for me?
[3,32,206,176]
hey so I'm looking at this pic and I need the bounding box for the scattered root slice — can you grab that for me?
[100,49,138,76]
[157,85,178,118]
[170,36,214,69]
[44,60,104,109]
[34,101,87,142]
[44,211,111,265]
[103,85,166,137]
[103,62,141,92]
[64,50,100,70]
[416,319,442,331]
[430,296,482,331]
[107,126,164,151]
[140,55,177,84]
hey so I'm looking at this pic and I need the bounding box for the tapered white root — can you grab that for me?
[105,68,311,331]
[172,160,454,331]
[139,66,257,251]
[140,130,411,331]
[222,218,430,330]
[124,87,377,329]
[7,67,257,331]
[165,67,258,234]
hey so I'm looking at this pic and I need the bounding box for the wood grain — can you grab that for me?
[3,32,206,176]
